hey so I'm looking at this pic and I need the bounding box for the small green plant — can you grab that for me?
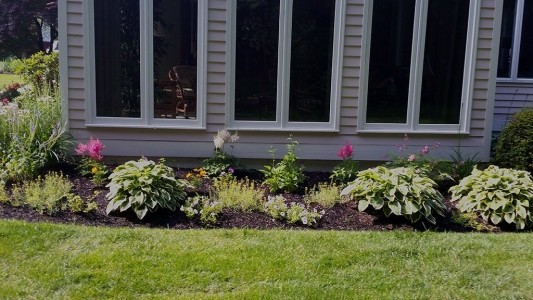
[304,183,344,208]
[448,147,479,182]
[11,172,73,215]
[260,138,305,193]
[203,129,240,176]
[106,158,190,220]
[0,185,9,203]
[494,107,533,172]
[185,168,208,189]
[263,195,324,227]
[330,143,358,184]
[341,166,446,224]
[181,195,223,224]
[449,165,533,230]
[211,173,265,212]
[450,210,498,232]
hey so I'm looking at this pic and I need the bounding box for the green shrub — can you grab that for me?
[106,158,190,219]
[14,52,59,96]
[7,172,73,215]
[0,92,71,183]
[261,138,305,193]
[494,107,533,172]
[449,165,533,230]
[341,166,446,224]
[211,174,265,212]
[304,183,344,208]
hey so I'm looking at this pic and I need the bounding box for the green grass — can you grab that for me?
[1,220,533,299]
[0,74,22,89]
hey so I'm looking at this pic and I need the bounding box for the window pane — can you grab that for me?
[419,0,469,125]
[366,0,415,123]
[94,0,140,118]
[153,0,198,119]
[498,0,517,78]
[234,0,279,121]
[518,1,533,78]
[288,0,335,122]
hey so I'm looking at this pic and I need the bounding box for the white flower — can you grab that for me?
[230,132,240,143]
[216,129,232,142]
[214,136,225,149]
[301,216,308,225]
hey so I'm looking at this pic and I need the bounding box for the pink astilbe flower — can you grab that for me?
[2,98,8,105]
[75,143,88,155]
[408,154,416,162]
[337,143,354,160]
[87,138,105,160]
[420,145,430,155]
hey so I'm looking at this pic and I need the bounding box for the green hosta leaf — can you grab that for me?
[358,199,369,211]
[372,197,385,210]
[504,212,515,224]
[388,201,401,216]
[135,206,149,220]
[490,213,502,225]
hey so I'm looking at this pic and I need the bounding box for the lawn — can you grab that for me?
[1,220,532,299]
[0,74,22,88]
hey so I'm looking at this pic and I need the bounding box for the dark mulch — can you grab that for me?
[0,165,500,232]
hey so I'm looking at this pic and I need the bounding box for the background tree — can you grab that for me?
[0,0,58,59]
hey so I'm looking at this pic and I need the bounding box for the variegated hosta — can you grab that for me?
[106,158,190,220]
[341,166,445,224]
[449,165,533,230]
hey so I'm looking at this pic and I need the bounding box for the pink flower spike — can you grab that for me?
[75,143,88,155]
[420,145,430,155]
[87,138,105,160]
[337,143,354,160]
[2,98,8,105]
[408,154,416,162]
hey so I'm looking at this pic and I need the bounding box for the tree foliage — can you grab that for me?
[0,0,58,58]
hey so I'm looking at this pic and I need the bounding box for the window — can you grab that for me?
[228,0,345,131]
[359,0,479,133]
[88,0,206,128]
[498,0,533,80]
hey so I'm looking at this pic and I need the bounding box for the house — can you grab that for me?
[58,0,503,167]
[494,0,533,135]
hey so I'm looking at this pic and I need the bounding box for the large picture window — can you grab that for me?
[229,0,344,130]
[360,0,479,133]
[498,0,533,80]
[90,0,206,127]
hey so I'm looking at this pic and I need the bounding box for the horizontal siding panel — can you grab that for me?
[67,2,82,13]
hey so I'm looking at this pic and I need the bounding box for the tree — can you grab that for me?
[0,0,58,58]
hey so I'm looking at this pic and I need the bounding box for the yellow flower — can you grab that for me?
[91,166,99,174]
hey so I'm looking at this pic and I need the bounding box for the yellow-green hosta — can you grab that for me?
[341,166,445,224]
[450,165,533,230]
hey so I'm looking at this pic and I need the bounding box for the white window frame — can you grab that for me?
[357,0,480,134]
[497,0,533,83]
[226,0,346,132]
[84,0,207,129]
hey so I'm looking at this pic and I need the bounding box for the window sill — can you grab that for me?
[85,123,206,130]
[356,129,469,135]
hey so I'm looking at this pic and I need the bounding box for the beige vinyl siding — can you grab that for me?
[63,0,498,162]
[493,82,533,133]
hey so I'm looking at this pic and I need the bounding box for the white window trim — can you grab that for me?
[225,0,346,132]
[357,0,480,134]
[83,0,207,129]
[497,0,533,83]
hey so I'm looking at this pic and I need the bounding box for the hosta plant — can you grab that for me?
[341,166,445,224]
[449,165,533,230]
[106,158,189,219]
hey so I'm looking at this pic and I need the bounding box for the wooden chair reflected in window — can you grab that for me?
[168,65,197,119]
[154,80,177,119]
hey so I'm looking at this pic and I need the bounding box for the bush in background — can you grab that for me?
[14,52,59,96]
[494,107,533,172]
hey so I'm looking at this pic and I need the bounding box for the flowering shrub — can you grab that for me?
[261,138,305,193]
[330,143,358,184]
[0,82,21,101]
[185,168,208,188]
[386,134,451,183]
[203,129,240,176]
[76,138,108,186]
